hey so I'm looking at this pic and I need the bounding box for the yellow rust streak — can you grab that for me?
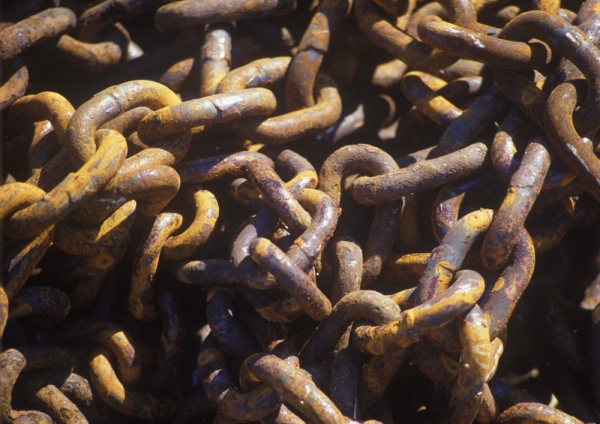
[104,330,140,385]
[502,186,518,207]
[286,170,318,188]
[251,237,271,259]
[90,350,127,404]
[491,276,505,293]
[435,261,455,291]
[0,183,45,221]
[464,209,494,230]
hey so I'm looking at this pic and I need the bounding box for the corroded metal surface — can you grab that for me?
[3,1,600,423]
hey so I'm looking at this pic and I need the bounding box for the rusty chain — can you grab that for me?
[4,0,600,423]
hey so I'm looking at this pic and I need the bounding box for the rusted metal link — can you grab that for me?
[495,402,584,423]
[51,229,129,283]
[494,11,600,135]
[238,284,304,324]
[243,159,312,236]
[53,200,136,256]
[319,144,402,286]
[432,171,498,242]
[0,287,7,340]
[0,61,29,112]
[330,237,363,304]
[8,287,71,329]
[76,0,157,43]
[201,24,234,97]
[400,71,462,128]
[231,206,281,290]
[300,290,400,364]
[7,92,75,147]
[137,88,277,143]
[27,121,57,176]
[286,188,338,272]
[177,151,273,185]
[26,149,75,192]
[155,0,297,32]
[69,164,180,226]
[0,345,73,422]
[6,1,600,422]
[353,269,485,355]
[89,346,176,420]
[382,252,428,284]
[241,353,347,423]
[174,259,240,287]
[4,129,127,239]
[231,149,318,211]
[130,212,183,321]
[161,186,219,260]
[350,142,488,205]
[435,0,493,33]
[58,319,140,386]
[545,82,600,202]
[482,228,535,340]
[16,372,87,424]
[416,209,493,304]
[481,139,550,270]
[409,337,502,415]
[285,0,351,110]
[448,305,494,423]
[354,0,458,71]
[249,237,332,321]
[38,369,108,423]
[65,80,180,169]
[0,7,77,64]
[217,57,342,144]
[2,224,55,300]
[491,106,572,190]
[389,287,417,310]
[100,106,152,137]
[198,332,283,421]
[435,85,510,156]
[122,126,192,172]
[158,57,195,93]
[0,182,45,221]
[54,29,127,74]
[417,15,551,71]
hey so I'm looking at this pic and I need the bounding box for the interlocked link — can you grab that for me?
[4,0,600,422]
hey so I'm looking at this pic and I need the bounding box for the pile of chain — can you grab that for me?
[4,0,600,422]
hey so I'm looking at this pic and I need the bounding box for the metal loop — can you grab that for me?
[65,80,180,168]
[4,129,127,239]
[217,57,342,144]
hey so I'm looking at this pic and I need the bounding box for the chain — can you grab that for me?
[4,0,600,423]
